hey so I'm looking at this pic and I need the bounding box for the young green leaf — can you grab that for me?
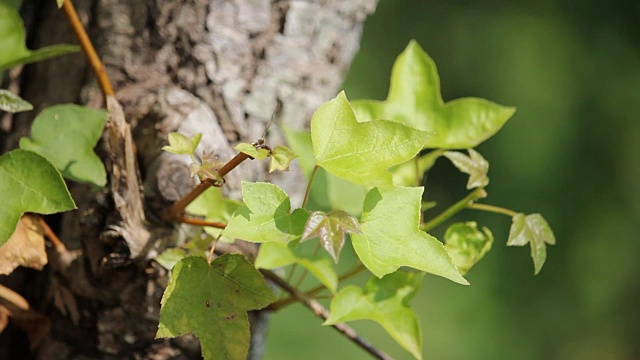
[157,254,275,360]
[186,187,241,240]
[0,150,76,246]
[311,91,431,187]
[444,222,493,275]
[190,150,224,184]
[162,132,202,156]
[222,182,309,243]
[351,186,468,284]
[0,2,79,72]
[325,272,424,360]
[351,40,515,149]
[443,149,489,189]
[391,149,444,187]
[507,213,556,274]
[301,210,362,262]
[268,145,297,173]
[255,242,338,293]
[0,89,32,113]
[19,104,108,187]
[155,248,188,270]
[57,0,65,8]
[234,142,269,160]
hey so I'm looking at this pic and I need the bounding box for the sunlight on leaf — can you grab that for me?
[0,89,32,113]
[19,104,108,187]
[269,145,297,173]
[444,222,493,275]
[162,132,202,156]
[0,214,47,275]
[508,213,555,274]
[157,255,275,360]
[325,272,424,360]
[301,210,361,262]
[443,149,489,189]
[235,142,269,160]
[187,187,241,241]
[352,40,515,149]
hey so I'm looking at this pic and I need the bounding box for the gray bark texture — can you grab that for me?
[0,0,377,359]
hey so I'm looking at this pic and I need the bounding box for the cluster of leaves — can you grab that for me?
[155,41,555,359]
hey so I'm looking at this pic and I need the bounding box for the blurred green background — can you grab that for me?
[265,1,640,359]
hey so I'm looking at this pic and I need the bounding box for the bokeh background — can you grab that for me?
[265,1,640,359]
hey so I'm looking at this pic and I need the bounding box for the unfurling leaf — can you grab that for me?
[443,149,489,189]
[444,222,493,275]
[352,186,468,284]
[0,214,47,275]
[312,91,431,187]
[351,40,515,149]
[0,89,32,113]
[508,213,555,274]
[235,142,269,160]
[0,150,76,246]
[162,132,202,155]
[190,150,224,184]
[269,145,297,173]
[157,255,275,360]
[19,104,108,187]
[223,182,309,243]
[301,210,361,262]
[325,272,424,360]
[187,187,241,241]
[255,242,338,293]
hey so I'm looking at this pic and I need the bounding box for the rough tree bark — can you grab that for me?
[0,0,377,359]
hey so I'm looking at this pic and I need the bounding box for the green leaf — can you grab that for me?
[186,187,241,241]
[162,132,202,156]
[391,149,444,187]
[351,40,515,149]
[352,186,468,284]
[269,145,297,173]
[0,89,32,113]
[255,242,338,293]
[0,2,79,72]
[0,149,76,246]
[325,272,424,360]
[57,0,65,8]
[443,149,489,189]
[444,222,493,275]
[301,210,361,262]
[223,182,309,243]
[19,104,108,187]
[155,248,188,270]
[312,91,431,187]
[157,254,275,360]
[234,142,269,160]
[507,213,556,275]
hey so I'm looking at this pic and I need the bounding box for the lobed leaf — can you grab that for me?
[311,91,431,187]
[301,210,361,262]
[0,89,32,113]
[186,187,241,241]
[351,186,468,284]
[391,149,444,187]
[234,142,269,160]
[444,222,493,275]
[163,132,202,156]
[19,104,108,187]
[508,213,555,274]
[443,149,489,189]
[325,272,424,360]
[351,40,515,149]
[268,145,297,173]
[0,150,76,246]
[157,255,275,360]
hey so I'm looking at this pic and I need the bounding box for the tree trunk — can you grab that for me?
[0,0,376,358]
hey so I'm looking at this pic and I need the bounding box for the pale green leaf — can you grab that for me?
[444,222,493,275]
[0,89,32,113]
[312,91,431,187]
[391,149,444,187]
[155,248,187,270]
[352,186,468,284]
[186,187,241,241]
[234,142,269,160]
[269,145,297,173]
[351,40,515,149]
[255,242,338,293]
[301,210,361,262]
[0,150,76,246]
[157,255,275,360]
[162,132,202,156]
[0,2,79,72]
[19,104,107,187]
[443,149,489,189]
[325,272,424,360]
[508,213,556,274]
[57,0,65,8]
[222,182,309,243]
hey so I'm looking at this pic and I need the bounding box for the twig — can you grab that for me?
[467,203,517,217]
[421,188,486,232]
[62,0,114,97]
[36,215,68,254]
[260,269,393,360]
[177,216,226,229]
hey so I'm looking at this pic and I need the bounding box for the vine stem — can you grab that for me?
[62,0,114,97]
[177,216,226,229]
[302,165,320,209]
[468,203,517,217]
[421,187,486,232]
[259,268,392,360]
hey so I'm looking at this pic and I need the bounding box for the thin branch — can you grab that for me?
[62,0,114,97]
[36,215,67,254]
[421,188,486,232]
[302,165,320,209]
[178,216,226,229]
[467,203,517,217]
[260,269,392,360]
